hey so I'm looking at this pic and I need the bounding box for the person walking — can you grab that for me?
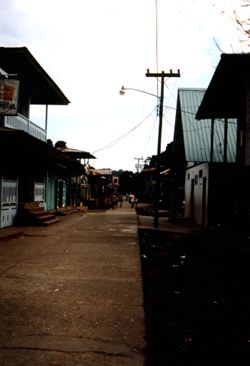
[130,194,135,208]
[118,195,123,208]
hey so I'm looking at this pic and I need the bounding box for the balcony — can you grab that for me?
[5,113,46,142]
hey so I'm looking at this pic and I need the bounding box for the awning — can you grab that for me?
[160,168,171,175]
[87,168,113,176]
[0,128,84,175]
[58,147,96,159]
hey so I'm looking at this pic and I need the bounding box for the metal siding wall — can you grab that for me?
[179,89,237,163]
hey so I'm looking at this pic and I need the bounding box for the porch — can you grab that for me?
[4,113,46,141]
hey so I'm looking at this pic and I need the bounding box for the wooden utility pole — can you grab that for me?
[146,69,180,228]
[134,157,143,173]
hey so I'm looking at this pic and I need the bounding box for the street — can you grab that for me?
[0,203,146,365]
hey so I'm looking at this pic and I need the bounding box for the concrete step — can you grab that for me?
[16,202,60,226]
[37,214,56,221]
[42,217,61,226]
[56,207,85,216]
[27,209,45,216]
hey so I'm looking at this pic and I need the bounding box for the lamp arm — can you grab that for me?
[120,86,159,98]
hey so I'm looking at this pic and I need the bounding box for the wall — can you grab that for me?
[184,163,209,226]
[0,179,18,228]
[245,76,250,166]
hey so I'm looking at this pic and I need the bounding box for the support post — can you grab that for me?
[210,118,214,163]
[224,117,228,163]
[45,104,48,140]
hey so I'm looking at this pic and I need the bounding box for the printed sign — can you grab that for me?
[0,79,19,115]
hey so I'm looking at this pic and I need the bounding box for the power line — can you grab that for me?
[155,0,159,97]
[142,113,158,157]
[93,106,157,154]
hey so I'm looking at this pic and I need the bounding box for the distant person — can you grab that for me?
[130,194,135,208]
[111,194,117,209]
[135,197,139,208]
[118,195,123,208]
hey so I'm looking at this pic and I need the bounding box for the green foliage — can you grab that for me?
[55,140,67,148]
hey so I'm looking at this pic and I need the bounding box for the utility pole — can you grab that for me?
[134,157,143,173]
[146,69,180,228]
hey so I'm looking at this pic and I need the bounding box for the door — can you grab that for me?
[1,179,18,228]
[202,177,207,226]
[57,179,66,208]
[190,179,194,221]
[34,182,45,202]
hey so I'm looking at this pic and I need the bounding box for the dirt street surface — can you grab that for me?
[0,204,146,365]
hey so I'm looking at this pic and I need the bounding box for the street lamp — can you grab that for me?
[119,84,161,227]
[119,85,159,99]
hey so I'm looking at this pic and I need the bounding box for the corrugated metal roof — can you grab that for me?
[176,88,237,163]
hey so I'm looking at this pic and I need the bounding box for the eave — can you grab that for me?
[196,53,250,120]
[0,47,70,105]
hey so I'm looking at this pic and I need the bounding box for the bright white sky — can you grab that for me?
[0,0,249,171]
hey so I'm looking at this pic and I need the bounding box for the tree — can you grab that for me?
[212,1,250,52]
[234,1,250,45]
[55,140,67,149]
[116,170,135,195]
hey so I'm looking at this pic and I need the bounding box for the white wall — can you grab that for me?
[184,163,209,226]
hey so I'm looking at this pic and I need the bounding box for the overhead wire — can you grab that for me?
[101,2,189,163]
[142,112,159,157]
[155,0,159,97]
[93,106,158,154]
[162,1,186,119]
[163,112,175,129]
[95,0,167,161]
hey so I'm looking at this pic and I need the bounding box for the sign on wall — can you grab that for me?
[0,79,19,115]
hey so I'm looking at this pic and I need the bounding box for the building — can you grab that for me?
[175,88,237,226]
[196,53,250,231]
[0,47,85,227]
[159,88,237,226]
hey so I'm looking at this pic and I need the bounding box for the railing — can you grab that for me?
[5,114,46,142]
